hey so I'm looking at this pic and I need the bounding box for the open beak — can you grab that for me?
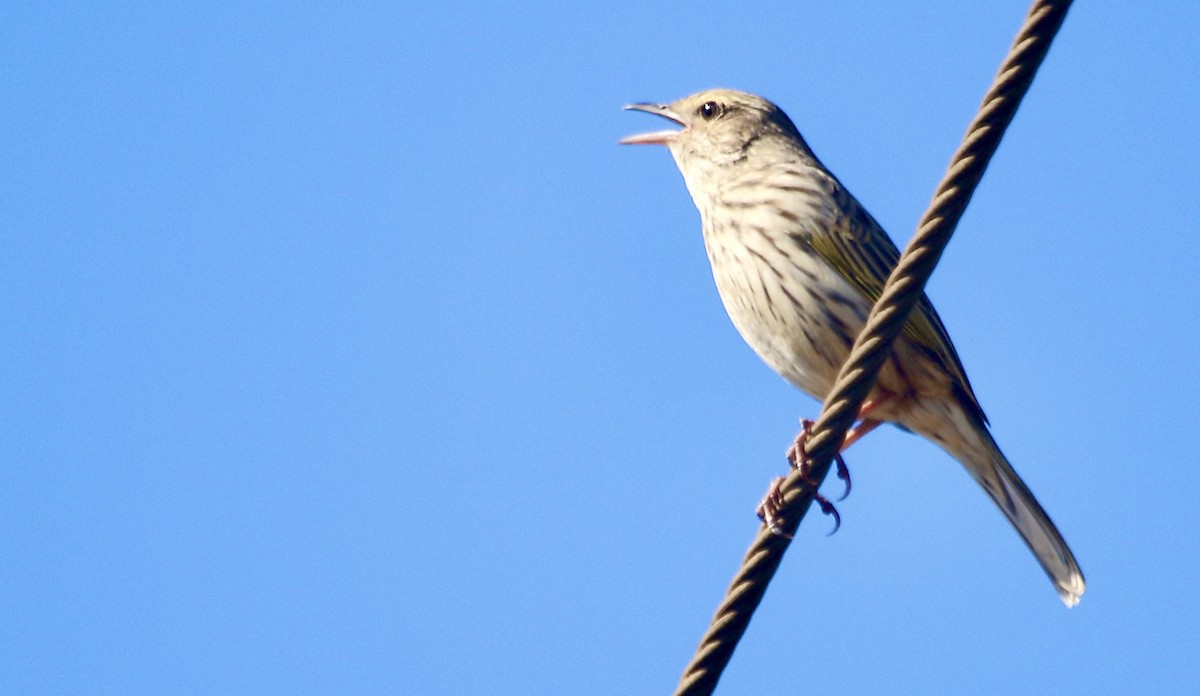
[619,103,686,146]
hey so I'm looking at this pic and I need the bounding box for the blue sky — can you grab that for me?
[3,2,1198,693]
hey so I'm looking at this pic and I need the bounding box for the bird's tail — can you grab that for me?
[951,427,1086,607]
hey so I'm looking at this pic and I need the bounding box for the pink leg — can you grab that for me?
[840,394,893,452]
[841,418,883,452]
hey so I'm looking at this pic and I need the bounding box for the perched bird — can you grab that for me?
[621,89,1085,606]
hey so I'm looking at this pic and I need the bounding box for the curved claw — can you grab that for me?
[834,453,852,501]
[813,494,842,535]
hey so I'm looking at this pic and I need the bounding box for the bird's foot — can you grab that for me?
[756,475,842,537]
[756,476,792,538]
[756,418,844,536]
[786,418,852,501]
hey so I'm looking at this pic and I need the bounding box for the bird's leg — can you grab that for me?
[826,396,893,497]
[839,395,892,452]
[840,419,882,452]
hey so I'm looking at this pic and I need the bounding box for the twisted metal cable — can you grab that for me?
[673,2,1073,693]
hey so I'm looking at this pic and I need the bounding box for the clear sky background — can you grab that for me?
[3,2,1198,694]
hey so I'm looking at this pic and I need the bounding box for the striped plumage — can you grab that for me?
[622,89,1084,606]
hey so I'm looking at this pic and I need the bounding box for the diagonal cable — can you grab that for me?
[673,2,1074,694]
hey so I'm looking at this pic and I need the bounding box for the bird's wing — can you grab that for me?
[803,181,986,422]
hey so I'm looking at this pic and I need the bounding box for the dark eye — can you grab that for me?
[699,101,722,120]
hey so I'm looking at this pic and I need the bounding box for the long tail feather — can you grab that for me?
[954,428,1086,607]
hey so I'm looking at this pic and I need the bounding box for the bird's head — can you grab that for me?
[621,89,808,174]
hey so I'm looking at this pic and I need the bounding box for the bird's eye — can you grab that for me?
[699,101,722,121]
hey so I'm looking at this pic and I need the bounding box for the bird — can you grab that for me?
[620,88,1085,607]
